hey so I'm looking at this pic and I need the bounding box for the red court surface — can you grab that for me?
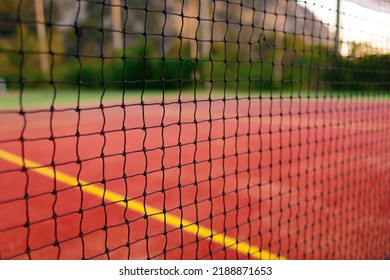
[1,96,390,260]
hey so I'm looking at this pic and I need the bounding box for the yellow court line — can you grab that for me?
[0,148,285,260]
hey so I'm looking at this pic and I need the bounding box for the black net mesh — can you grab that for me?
[0,0,389,260]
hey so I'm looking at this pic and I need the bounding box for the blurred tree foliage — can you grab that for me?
[324,54,390,91]
[0,0,388,92]
[0,0,64,86]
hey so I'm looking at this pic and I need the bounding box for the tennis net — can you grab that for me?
[0,0,389,260]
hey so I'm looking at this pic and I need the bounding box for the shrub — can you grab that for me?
[323,54,390,91]
[55,44,197,90]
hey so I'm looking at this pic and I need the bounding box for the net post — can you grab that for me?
[335,0,341,56]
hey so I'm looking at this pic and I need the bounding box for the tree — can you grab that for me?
[0,0,18,39]
[34,0,49,75]
[111,0,123,51]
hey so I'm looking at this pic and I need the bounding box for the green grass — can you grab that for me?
[0,88,285,111]
[1,88,388,111]
[0,89,151,111]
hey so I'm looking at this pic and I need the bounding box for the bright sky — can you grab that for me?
[297,0,390,55]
